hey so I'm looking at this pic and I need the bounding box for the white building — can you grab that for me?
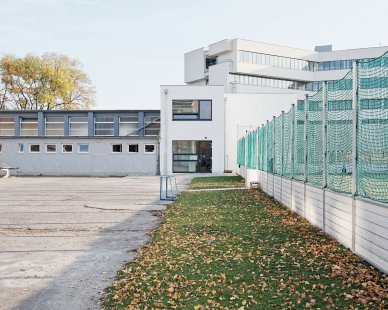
[160,39,388,173]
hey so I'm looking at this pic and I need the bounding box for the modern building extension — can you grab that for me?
[157,39,388,173]
[0,110,160,176]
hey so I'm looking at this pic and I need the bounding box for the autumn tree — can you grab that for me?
[0,53,95,110]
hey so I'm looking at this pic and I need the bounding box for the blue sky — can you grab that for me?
[0,0,387,109]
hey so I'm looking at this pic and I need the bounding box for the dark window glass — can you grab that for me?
[62,144,73,153]
[30,144,40,152]
[46,144,56,152]
[112,144,122,153]
[128,144,139,153]
[145,144,155,153]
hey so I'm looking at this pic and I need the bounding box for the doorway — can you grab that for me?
[172,140,212,173]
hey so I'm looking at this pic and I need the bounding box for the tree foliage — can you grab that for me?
[0,53,95,110]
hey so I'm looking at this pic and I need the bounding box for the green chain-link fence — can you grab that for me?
[237,51,388,204]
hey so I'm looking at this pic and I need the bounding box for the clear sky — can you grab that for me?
[0,0,387,109]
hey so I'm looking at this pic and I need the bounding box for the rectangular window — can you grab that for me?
[119,114,139,136]
[128,144,139,153]
[172,140,212,173]
[29,144,40,153]
[0,144,2,152]
[18,143,24,153]
[0,117,15,136]
[62,144,73,153]
[69,116,88,136]
[173,100,212,120]
[45,116,64,136]
[78,144,89,153]
[112,144,122,153]
[20,118,38,136]
[94,116,114,136]
[46,144,57,153]
[144,115,160,136]
[144,144,156,154]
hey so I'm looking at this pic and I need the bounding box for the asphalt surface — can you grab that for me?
[0,176,191,310]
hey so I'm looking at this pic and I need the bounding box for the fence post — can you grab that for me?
[272,116,276,196]
[322,81,328,232]
[291,104,295,179]
[281,111,284,176]
[351,60,358,251]
[304,94,308,217]
[266,120,269,192]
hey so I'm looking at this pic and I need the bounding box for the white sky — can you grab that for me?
[0,0,387,109]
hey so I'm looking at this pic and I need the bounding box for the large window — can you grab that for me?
[172,140,212,173]
[95,116,114,136]
[45,116,64,136]
[144,115,160,136]
[20,118,38,136]
[0,117,15,136]
[70,116,88,136]
[119,114,138,136]
[172,100,212,120]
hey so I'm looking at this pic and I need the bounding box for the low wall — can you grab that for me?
[242,168,388,275]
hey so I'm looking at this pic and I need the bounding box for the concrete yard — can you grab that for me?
[0,176,190,310]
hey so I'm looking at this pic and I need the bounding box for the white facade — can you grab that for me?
[159,86,224,175]
[175,38,388,173]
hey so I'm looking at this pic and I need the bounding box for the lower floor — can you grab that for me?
[0,137,159,176]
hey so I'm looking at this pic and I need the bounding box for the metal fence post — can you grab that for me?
[304,94,308,218]
[351,60,359,251]
[291,104,295,179]
[272,116,276,196]
[280,111,284,176]
[322,81,328,232]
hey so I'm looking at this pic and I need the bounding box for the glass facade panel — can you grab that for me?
[120,114,139,136]
[0,117,15,136]
[20,118,38,136]
[94,116,114,136]
[45,116,64,136]
[69,116,88,136]
[144,115,160,136]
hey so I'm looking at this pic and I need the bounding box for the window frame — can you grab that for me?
[78,143,90,154]
[62,144,73,153]
[0,117,15,136]
[69,116,89,136]
[0,143,2,153]
[144,144,156,154]
[29,144,40,153]
[45,116,64,137]
[128,143,139,153]
[45,144,57,153]
[111,144,123,153]
[172,99,212,121]
[94,116,115,136]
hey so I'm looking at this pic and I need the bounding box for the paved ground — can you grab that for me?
[0,176,191,310]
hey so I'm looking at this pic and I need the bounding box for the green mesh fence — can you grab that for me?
[237,136,245,166]
[306,89,324,187]
[267,120,274,173]
[357,53,388,203]
[282,107,293,178]
[326,70,353,194]
[237,52,388,204]
[273,117,282,175]
[293,101,305,181]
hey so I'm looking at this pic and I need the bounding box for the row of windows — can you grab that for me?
[0,143,156,154]
[231,74,322,92]
[239,50,317,71]
[239,50,369,72]
[0,115,160,137]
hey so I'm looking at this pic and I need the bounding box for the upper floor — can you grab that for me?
[184,38,388,94]
[0,110,160,138]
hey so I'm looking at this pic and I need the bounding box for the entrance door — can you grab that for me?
[172,140,212,173]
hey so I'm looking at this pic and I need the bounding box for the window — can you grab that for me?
[78,144,89,153]
[18,143,24,153]
[95,116,114,136]
[128,144,139,153]
[62,144,73,153]
[29,144,40,153]
[0,144,2,152]
[119,114,138,136]
[144,115,160,136]
[144,144,156,154]
[172,100,212,120]
[46,144,57,153]
[112,144,122,153]
[45,116,64,136]
[70,116,88,136]
[0,117,15,136]
[20,118,38,136]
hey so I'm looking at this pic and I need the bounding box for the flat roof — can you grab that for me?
[0,109,160,114]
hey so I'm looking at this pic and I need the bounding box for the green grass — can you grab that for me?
[188,175,245,189]
[103,179,386,309]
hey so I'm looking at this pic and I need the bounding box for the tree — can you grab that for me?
[0,53,95,110]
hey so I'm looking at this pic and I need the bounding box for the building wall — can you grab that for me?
[224,93,304,172]
[184,48,206,84]
[160,85,225,175]
[0,137,158,176]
